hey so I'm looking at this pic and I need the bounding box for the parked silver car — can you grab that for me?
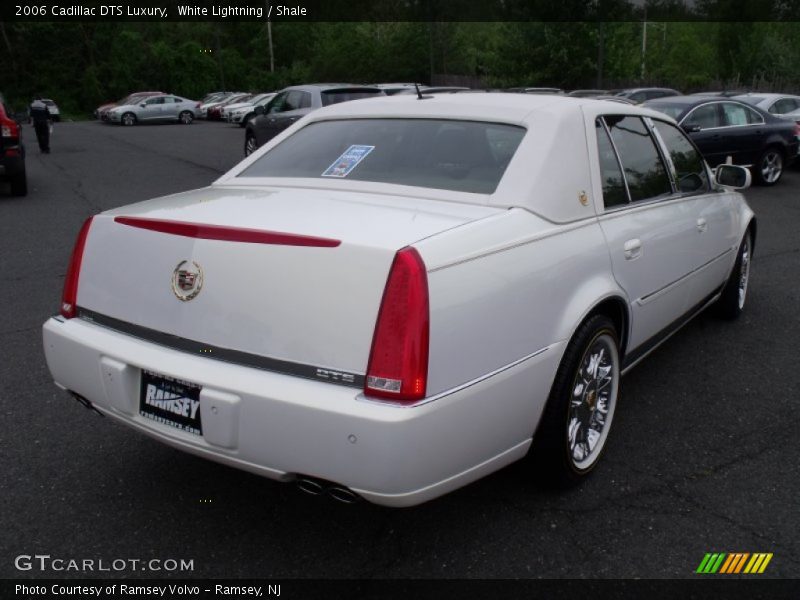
[108,95,198,126]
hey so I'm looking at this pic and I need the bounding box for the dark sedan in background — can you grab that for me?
[644,96,798,186]
[244,84,385,155]
[615,87,681,103]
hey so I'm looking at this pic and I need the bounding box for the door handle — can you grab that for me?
[697,218,708,233]
[623,239,642,260]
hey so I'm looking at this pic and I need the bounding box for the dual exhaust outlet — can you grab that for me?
[295,476,362,504]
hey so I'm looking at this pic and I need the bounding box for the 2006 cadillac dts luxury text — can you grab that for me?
[43,94,755,506]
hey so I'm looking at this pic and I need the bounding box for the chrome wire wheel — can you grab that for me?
[567,331,619,471]
[759,149,783,184]
[737,235,751,310]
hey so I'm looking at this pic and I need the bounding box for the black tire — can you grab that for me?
[753,146,784,186]
[244,132,258,156]
[121,112,136,126]
[10,169,28,197]
[715,231,752,320]
[529,315,620,487]
[179,111,193,125]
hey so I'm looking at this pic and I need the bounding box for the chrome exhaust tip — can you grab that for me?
[296,477,326,496]
[295,475,361,503]
[68,391,104,417]
[327,486,361,504]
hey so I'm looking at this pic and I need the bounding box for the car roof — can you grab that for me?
[288,83,382,91]
[225,93,673,223]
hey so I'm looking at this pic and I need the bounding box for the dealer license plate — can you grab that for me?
[139,370,203,436]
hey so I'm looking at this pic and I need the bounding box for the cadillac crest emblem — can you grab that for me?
[172,260,203,301]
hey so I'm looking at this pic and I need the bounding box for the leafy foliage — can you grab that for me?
[1,21,799,115]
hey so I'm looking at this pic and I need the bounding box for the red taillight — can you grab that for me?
[1,119,18,138]
[60,217,94,319]
[365,247,429,403]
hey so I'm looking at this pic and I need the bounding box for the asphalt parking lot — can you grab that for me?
[1,120,798,580]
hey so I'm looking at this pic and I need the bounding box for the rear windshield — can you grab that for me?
[320,90,383,106]
[644,103,687,121]
[238,118,526,194]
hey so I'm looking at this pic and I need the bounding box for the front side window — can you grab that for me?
[683,104,722,130]
[604,116,672,202]
[282,91,307,111]
[652,120,710,194]
[238,118,525,194]
[266,92,287,114]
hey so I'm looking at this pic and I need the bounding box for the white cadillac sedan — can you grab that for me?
[43,94,755,507]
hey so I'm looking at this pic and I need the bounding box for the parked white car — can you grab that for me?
[43,94,755,506]
[226,93,276,126]
[108,95,198,126]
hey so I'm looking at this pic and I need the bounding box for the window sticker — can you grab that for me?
[321,145,375,178]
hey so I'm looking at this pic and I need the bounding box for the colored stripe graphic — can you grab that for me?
[700,552,773,574]
[744,553,774,574]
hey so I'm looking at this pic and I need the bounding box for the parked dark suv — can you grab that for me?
[0,95,27,196]
[244,84,385,155]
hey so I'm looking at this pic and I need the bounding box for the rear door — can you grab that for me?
[593,115,705,353]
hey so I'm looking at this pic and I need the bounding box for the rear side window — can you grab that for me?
[771,98,799,114]
[238,118,525,194]
[321,90,383,106]
[652,120,709,194]
[595,119,628,208]
[721,103,750,126]
[603,116,672,202]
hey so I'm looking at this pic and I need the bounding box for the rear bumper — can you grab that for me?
[43,316,558,507]
[0,153,25,177]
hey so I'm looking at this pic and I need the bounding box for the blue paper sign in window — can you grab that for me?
[321,145,375,178]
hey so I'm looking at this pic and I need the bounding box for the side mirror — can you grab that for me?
[254,105,265,115]
[682,124,701,133]
[140,103,146,108]
[714,164,751,190]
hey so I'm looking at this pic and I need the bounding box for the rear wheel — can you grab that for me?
[10,169,28,196]
[179,111,193,125]
[530,315,620,486]
[715,231,752,320]
[244,133,258,156]
[754,147,784,186]
[121,112,137,126]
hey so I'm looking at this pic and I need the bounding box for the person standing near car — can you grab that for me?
[29,94,51,153]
